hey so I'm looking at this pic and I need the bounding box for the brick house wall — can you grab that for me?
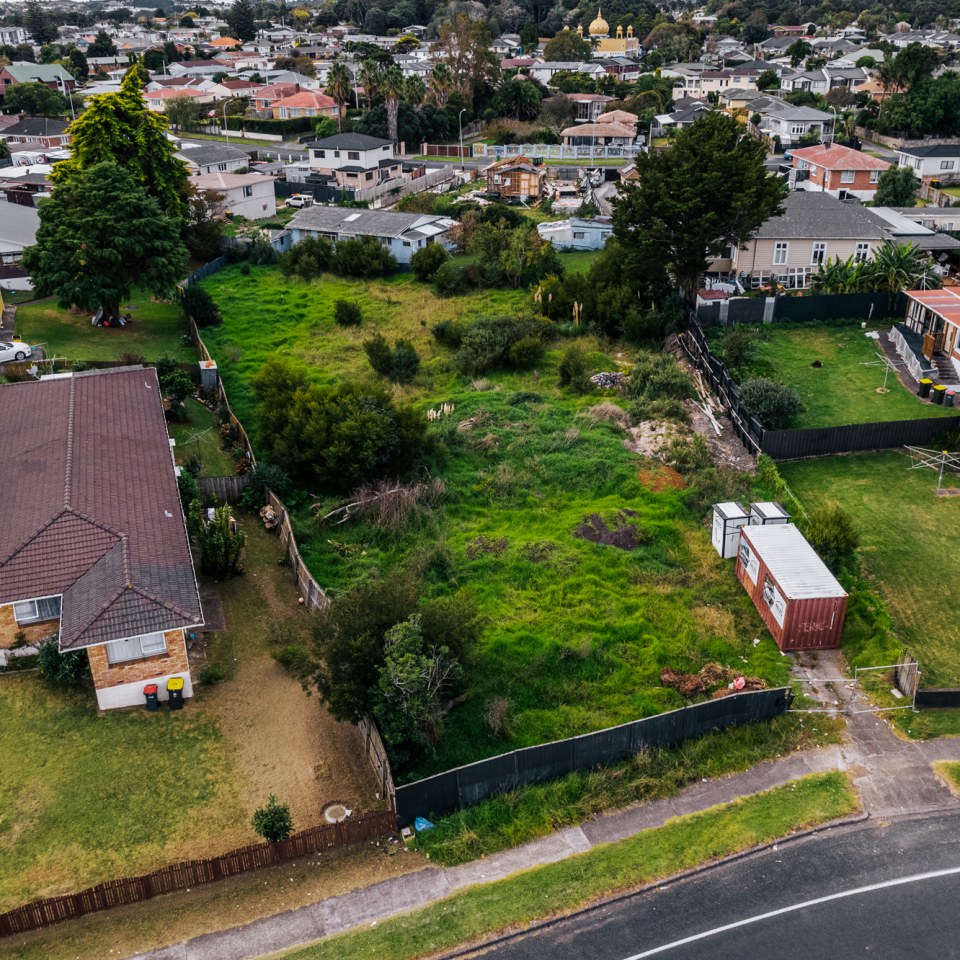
[87,629,190,691]
[802,165,880,194]
[0,603,59,648]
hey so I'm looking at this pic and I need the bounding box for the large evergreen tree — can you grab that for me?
[23,162,187,319]
[226,0,256,41]
[612,112,786,300]
[51,70,188,219]
[24,0,56,45]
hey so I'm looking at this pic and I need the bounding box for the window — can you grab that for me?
[217,162,228,171]
[941,160,956,170]
[840,169,855,183]
[855,242,870,263]
[13,596,61,624]
[243,185,253,197]
[773,241,789,265]
[869,170,880,183]
[314,149,326,158]
[402,240,410,247]
[810,164,818,176]
[105,632,167,664]
[347,151,360,160]
[791,123,806,135]
[811,242,827,265]
[573,231,586,239]
[365,171,373,180]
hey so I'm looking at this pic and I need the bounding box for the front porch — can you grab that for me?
[893,290,960,386]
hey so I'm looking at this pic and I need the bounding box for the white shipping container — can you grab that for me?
[750,501,791,525]
[711,501,750,558]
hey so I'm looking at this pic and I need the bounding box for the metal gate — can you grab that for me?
[789,657,920,715]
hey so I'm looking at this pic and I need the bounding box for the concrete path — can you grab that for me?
[131,652,960,960]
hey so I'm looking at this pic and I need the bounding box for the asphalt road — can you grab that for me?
[468,814,960,960]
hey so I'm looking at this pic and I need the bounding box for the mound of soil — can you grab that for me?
[466,535,509,558]
[573,512,642,550]
[661,662,768,698]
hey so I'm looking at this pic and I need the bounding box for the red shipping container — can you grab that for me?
[735,524,847,651]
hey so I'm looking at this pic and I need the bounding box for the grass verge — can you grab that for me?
[15,290,196,362]
[933,760,960,794]
[413,713,844,865]
[279,772,858,960]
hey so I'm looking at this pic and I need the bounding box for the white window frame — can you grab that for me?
[840,169,855,183]
[855,242,870,263]
[243,185,253,197]
[13,595,62,624]
[811,242,827,265]
[941,160,955,170]
[773,241,789,265]
[869,170,880,183]
[105,631,168,665]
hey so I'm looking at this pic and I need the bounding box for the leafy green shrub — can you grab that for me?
[625,352,689,404]
[199,664,227,685]
[252,794,294,842]
[177,468,200,509]
[739,378,804,429]
[278,236,333,281]
[241,460,292,505]
[182,284,222,327]
[390,339,421,384]
[454,315,547,376]
[248,236,278,265]
[432,319,465,347]
[272,643,312,678]
[363,333,393,376]
[508,391,543,405]
[333,236,398,278]
[411,243,449,282]
[160,368,195,421]
[37,638,91,690]
[434,260,473,296]
[720,324,757,373]
[804,504,860,574]
[508,334,545,369]
[558,346,592,394]
[334,299,362,326]
[190,502,246,578]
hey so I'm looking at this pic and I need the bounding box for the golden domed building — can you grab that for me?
[577,8,640,56]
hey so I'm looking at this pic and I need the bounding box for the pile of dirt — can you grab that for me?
[466,535,509,558]
[660,662,768,698]
[573,511,643,550]
[638,464,685,492]
[623,419,680,457]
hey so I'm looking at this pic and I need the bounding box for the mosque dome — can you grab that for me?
[588,8,609,36]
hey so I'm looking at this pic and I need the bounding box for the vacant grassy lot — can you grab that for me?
[168,398,236,477]
[782,451,960,685]
[199,264,817,783]
[715,323,955,428]
[15,290,196,362]
[283,773,858,960]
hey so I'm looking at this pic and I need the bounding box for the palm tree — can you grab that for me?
[810,255,860,294]
[428,62,453,108]
[860,240,942,293]
[358,59,380,110]
[498,78,541,120]
[404,74,426,109]
[381,64,404,145]
[325,61,352,133]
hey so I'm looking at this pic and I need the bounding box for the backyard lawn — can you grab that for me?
[718,322,957,428]
[15,290,196,362]
[199,264,810,782]
[782,451,960,686]
[167,398,236,477]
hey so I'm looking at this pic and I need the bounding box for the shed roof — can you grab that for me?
[740,524,846,599]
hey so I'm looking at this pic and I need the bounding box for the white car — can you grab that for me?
[285,193,314,208]
[0,341,31,362]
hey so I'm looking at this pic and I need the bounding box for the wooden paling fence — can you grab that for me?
[199,474,252,504]
[0,810,397,937]
[267,490,328,611]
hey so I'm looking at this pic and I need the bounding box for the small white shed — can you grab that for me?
[750,502,791,525]
[711,502,750,558]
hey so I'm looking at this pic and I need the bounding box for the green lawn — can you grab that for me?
[168,398,236,477]
[283,773,858,960]
[720,323,956,428]
[199,264,812,783]
[15,290,197,363]
[0,675,245,911]
[557,249,602,274]
[941,186,960,199]
[782,451,960,685]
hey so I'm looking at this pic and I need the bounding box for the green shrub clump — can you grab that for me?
[558,346,592,394]
[334,298,362,326]
[411,243,449,282]
[804,504,860,574]
[182,285,222,328]
[37,638,91,690]
[739,378,804,429]
[333,236,398,279]
[278,236,333,281]
[363,333,421,384]
[454,314,547,376]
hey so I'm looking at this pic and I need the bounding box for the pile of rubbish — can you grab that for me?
[591,371,627,389]
[660,662,768,699]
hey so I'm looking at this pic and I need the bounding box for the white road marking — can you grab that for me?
[621,865,960,959]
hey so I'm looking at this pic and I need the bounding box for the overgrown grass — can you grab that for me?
[782,451,960,685]
[933,760,960,793]
[414,713,844,865]
[0,676,245,911]
[282,772,858,960]
[714,322,955,428]
[167,398,236,477]
[15,290,196,362]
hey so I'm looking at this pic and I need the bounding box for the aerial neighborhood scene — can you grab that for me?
[6,0,960,954]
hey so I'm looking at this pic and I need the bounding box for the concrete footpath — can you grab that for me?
[132,649,960,960]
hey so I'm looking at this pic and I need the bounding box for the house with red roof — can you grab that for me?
[0,368,203,709]
[789,142,890,201]
[270,90,338,120]
[252,82,301,114]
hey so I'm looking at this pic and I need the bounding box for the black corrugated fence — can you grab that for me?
[394,687,793,827]
[698,292,905,326]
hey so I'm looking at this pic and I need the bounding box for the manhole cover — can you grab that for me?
[323,803,351,824]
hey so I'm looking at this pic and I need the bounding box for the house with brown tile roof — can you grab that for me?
[0,367,203,709]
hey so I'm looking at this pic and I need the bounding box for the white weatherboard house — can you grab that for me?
[192,171,277,220]
[275,207,455,264]
[537,218,613,251]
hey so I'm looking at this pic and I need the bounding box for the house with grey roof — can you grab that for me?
[0,61,76,98]
[0,367,203,709]
[275,207,455,263]
[178,141,253,175]
[757,105,833,148]
[894,143,960,182]
[708,192,888,289]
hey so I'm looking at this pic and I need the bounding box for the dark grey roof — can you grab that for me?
[755,193,887,240]
[0,118,70,138]
[896,143,960,158]
[306,132,393,150]
[177,142,252,167]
